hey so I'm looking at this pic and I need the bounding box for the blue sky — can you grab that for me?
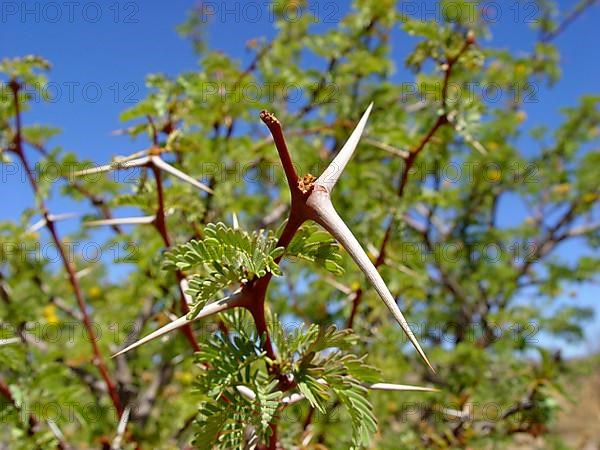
[1,0,598,355]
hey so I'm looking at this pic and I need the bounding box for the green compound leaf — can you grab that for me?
[286,223,345,275]
[163,222,283,316]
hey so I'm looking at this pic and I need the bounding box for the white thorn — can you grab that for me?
[27,212,80,233]
[27,218,47,233]
[236,385,256,401]
[179,278,194,306]
[406,100,427,113]
[85,215,156,227]
[46,420,66,444]
[315,102,373,192]
[366,383,438,392]
[362,137,410,159]
[232,212,240,230]
[150,156,214,194]
[278,379,436,407]
[367,242,380,259]
[0,337,21,346]
[75,267,94,279]
[117,149,151,160]
[112,316,188,358]
[568,222,600,237]
[441,407,469,419]
[111,293,243,357]
[48,212,81,222]
[166,311,179,322]
[414,203,450,235]
[111,406,131,450]
[306,191,434,372]
[282,392,306,405]
[448,117,487,155]
[323,275,353,295]
[72,156,150,177]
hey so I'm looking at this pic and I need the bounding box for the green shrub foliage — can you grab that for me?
[1,1,598,449]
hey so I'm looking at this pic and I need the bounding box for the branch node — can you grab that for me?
[297,173,316,194]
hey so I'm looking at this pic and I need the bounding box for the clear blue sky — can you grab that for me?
[1,0,598,356]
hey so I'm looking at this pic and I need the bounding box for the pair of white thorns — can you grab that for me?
[71,103,437,397]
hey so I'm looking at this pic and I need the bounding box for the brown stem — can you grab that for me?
[234,42,273,85]
[247,286,277,360]
[245,214,304,381]
[260,110,299,192]
[0,379,38,435]
[302,406,315,430]
[274,213,306,260]
[268,423,278,450]
[9,80,124,418]
[239,115,314,449]
[540,0,597,43]
[27,139,124,234]
[47,218,124,416]
[151,161,170,246]
[147,115,159,146]
[150,161,201,352]
[295,16,380,119]
[344,33,473,330]
[346,114,448,329]
[244,117,308,366]
[442,37,473,110]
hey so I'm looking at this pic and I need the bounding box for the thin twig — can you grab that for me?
[345,32,474,330]
[540,0,598,42]
[150,158,201,352]
[8,79,124,418]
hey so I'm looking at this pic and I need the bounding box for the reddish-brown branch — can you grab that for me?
[0,379,42,440]
[344,34,473,330]
[251,113,313,380]
[151,161,170,246]
[45,218,124,416]
[233,113,318,449]
[235,42,273,85]
[0,379,15,403]
[9,80,124,418]
[346,114,448,329]
[398,115,448,197]
[147,115,159,146]
[244,214,304,383]
[268,423,278,450]
[442,36,474,109]
[260,110,299,192]
[540,0,597,43]
[295,16,380,119]
[150,161,201,352]
[274,214,306,259]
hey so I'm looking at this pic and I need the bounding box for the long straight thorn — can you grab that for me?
[315,102,373,193]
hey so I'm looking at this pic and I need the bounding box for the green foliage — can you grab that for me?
[193,312,380,448]
[1,0,599,448]
[193,317,280,449]
[286,222,345,275]
[164,222,283,315]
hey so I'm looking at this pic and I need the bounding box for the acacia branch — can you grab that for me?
[0,379,47,441]
[150,157,201,352]
[259,110,299,192]
[540,0,598,42]
[26,139,124,234]
[345,32,474,330]
[8,80,124,418]
[115,106,434,449]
